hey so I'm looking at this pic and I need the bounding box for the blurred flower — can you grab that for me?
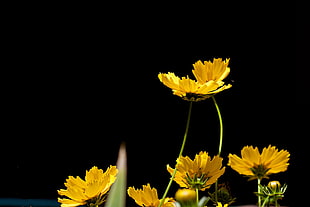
[216,202,229,207]
[158,58,232,101]
[127,183,176,207]
[228,145,290,180]
[208,183,236,206]
[58,166,118,207]
[167,151,225,191]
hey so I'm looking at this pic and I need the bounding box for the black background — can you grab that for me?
[1,2,303,206]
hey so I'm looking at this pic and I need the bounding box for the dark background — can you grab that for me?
[1,2,302,206]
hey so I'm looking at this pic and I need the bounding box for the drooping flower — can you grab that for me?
[58,166,118,207]
[228,145,290,180]
[127,183,176,207]
[167,151,225,191]
[158,58,232,101]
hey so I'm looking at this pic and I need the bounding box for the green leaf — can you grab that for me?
[104,143,127,207]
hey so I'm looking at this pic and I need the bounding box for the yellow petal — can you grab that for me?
[241,146,260,166]
[143,184,159,205]
[58,198,86,207]
[127,184,160,207]
[167,165,188,188]
[85,166,104,183]
[228,153,253,176]
[192,58,230,84]
[64,176,86,189]
[266,149,290,174]
[127,186,144,206]
[197,80,221,94]
[204,166,226,190]
[85,180,104,198]
[205,155,224,175]
[194,152,210,172]
[105,165,118,177]
[178,76,200,93]
[58,187,88,202]
[210,58,230,81]
[158,72,182,91]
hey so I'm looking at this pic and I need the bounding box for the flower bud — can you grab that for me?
[268,180,281,190]
[175,189,196,203]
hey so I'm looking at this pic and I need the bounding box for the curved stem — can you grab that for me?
[158,101,193,207]
[211,96,224,204]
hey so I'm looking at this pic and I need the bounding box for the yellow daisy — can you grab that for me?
[158,58,232,101]
[58,166,118,207]
[228,145,290,180]
[127,183,176,207]
[167,151,225,191]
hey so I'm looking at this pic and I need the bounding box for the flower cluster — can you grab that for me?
[57,58,290,207]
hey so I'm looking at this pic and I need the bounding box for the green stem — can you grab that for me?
[258,178,262,207]
[261,196,269,207]
[211,96,223,156]
[158,101,193,207]
[211,96,223,204]
[196,188,199,205]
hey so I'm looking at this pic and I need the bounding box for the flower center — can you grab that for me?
[86,194,106,207]
[185,172,210,190]
[182,93,212,102]
[250,164,271,180]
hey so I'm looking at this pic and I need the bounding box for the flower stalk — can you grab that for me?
[211,96,223,157]
[258,178,262,207]
[158,101,193,207]
[211,95,224,204]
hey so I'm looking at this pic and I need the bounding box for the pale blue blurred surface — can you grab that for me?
[0,198,59,207]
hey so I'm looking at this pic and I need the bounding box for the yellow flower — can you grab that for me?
[216,202,229,207]
[167,151,225,191]
[158,58,232,101]
[58,166,118,207]
[228,145,290,180]
[127,183,176,207]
